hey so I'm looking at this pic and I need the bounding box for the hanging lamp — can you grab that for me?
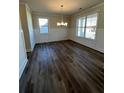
[57,5,68,26]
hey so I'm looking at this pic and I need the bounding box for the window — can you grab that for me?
[76,17,85,37]
[76,13,97,40]
[85,14,97,39]
[38,18,48,34]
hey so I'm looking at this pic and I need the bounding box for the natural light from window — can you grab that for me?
[85,14,97,39]
[76,13,97,40]
[77,17,85,37]
[38,18,48,34]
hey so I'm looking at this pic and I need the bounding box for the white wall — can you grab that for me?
[19,18,28,79]
[26,4,35,51]
[32,12,70,43]
[20,3,35,52]
[69,3,104,53]
[20,3,31,52]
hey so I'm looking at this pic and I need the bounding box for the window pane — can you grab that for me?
[85,13,97,39]
[78,17,85,27]
[38,18,48,33]
[87,14,97,26]
[77,17,85,37]
[40,27,48,33]
[77,27,85,37]
[85,27,96,39]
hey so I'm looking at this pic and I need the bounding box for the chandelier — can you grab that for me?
[57,5,68,26]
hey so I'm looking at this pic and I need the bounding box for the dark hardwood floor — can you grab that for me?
[20,40,104,93]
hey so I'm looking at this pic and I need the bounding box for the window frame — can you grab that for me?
[38,17,49,34]
[76,13,98,40]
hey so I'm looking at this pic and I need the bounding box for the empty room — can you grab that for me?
[19,0,104,93]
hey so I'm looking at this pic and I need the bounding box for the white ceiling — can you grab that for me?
[20,0,103,15]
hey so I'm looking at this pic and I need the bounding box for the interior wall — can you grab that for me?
[19,18,27,79]
[32,12,70,43]
[69,3,104,53]
[25,4,35,51]
[20,3,31,52]
[19,3,35,52]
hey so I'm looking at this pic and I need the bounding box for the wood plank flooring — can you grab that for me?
[19,40,104,93]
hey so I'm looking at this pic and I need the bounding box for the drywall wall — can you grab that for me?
[19,3,35,52]
[69,3,104,53]
[25,4,35,51]
[32,12,70,43]
[20,3,31,52]
[19,18,27,79]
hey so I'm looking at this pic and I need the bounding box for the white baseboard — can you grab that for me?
[19,58,28,79]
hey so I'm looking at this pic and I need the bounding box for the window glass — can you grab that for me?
[38,18,48,34]
[76,17,85,37]
[85,13,97,39]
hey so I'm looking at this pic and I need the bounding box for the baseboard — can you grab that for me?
[19,58,28,79]
[36,39,69,45]
[19,45,36,81]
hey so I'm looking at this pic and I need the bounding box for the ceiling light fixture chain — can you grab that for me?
[61,5,63,23]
